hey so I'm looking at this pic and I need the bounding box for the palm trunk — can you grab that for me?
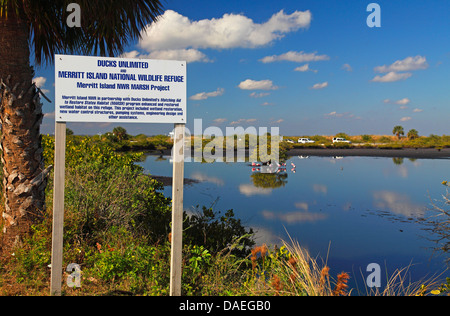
[0,14,49,251]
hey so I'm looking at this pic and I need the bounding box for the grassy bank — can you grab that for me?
[1,134,448,296]
[285,134,450,149]
[105,130,450,153]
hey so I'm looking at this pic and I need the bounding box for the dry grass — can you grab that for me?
[245,234,446,296]
[356,263,445,296]
[277,239,335,296]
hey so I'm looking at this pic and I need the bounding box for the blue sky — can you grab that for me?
[36,0,450,136]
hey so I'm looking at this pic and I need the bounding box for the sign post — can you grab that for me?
[50,121,66,296]
[51,55,186,296]
[170,123,185,296]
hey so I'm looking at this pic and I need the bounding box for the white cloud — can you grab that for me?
[190,172,224,186]
[371,72,412,82]
[400,116,412,122]
[120,50,140,58]
[294,63,317,73]
[44,111,55,118]
[213,118,227,124]
[239,184,272,196]
[342,63,353,72]
[231,118,257,125]
[190,88,224,100]
[33,76,46,88]
[261,210,327,224]
[238,79,278,90]
[312,184,327,195]
[310,81,328,89]
[139,9,311,55]
[146,49,211,63]
[373,191,425,217]
[374,56,429,73]
[413,108,423,113]
[384,98,412,108]
[32,76,50,94]
[395,98,410,105]
[325,111,344,118]
[295,202,309,211]
[260,51,329,63]
[325,112,361,120]
[372,56,428,83]
[121,49,210,63]
[250,92,270,98]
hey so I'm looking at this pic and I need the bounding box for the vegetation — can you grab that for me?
[0,134,255,295]
[287,133,450,149]
[0,133,448,296]
[407,129,419,140]
[0,0,164,253]
[112,126,129,142]
[393,126,405,139]
[88,127,450,159]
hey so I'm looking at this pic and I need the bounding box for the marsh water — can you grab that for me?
[139,154,449,288]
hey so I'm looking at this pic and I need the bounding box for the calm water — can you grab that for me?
[139,154,449,287]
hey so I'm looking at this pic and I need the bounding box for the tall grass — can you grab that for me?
[356,264,444,296]
[243,237,446,296]
[243,237,351,296]
[275,239,335,296]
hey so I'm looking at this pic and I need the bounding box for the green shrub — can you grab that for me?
[379,136,393,143]
[332,142,352,149]
[84,228,171,295]
[42,136,172,246]
[10,224,52,283]
[361,135,373,142]
[335,132,350,139]
[378,143,403,149]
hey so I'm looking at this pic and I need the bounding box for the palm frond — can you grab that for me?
[1,0,164,65]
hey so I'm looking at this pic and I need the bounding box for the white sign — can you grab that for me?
[55,54,186,123]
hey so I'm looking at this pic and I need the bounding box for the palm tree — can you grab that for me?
[407,129,419,140]
[0,0,164,249]
[392,125,405,140]
[113,126,128,142]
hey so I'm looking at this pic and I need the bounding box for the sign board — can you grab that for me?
[55,54,186,123]
[51,54,186,296]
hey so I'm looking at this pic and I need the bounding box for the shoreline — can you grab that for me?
[287,147,450,159]
[152,147,450,159]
